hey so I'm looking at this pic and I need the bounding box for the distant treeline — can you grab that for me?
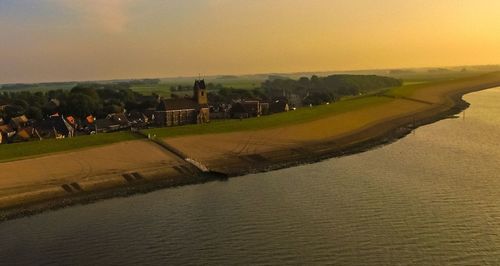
[0,79,160,91]
[261,75,402,105]
[205,74,401,106]
[0,82,75,90]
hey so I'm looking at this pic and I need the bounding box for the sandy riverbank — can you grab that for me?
[1,72,500,221]
[166,72,500,175]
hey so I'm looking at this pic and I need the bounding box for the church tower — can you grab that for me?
[193,79,208,105]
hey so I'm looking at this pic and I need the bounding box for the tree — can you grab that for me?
[3,105,25,118]
[103,104,123,114]
[64,93,100,118]
[26,106,43,120]
[12,99,29,110]
[71,85,100,101]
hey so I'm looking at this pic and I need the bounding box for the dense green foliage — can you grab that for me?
[0,82,154,121]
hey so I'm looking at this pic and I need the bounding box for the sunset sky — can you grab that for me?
[1,0,500,83]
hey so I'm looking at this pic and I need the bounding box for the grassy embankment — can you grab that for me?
[0,132,140,163]
[3,72,495,163]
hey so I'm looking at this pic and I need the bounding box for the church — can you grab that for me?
[154,79,210,127]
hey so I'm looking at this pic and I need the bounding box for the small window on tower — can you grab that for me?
[201,91,204,96]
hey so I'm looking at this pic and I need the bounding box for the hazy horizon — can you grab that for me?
[2,0,500,84]
[2,63,500,86]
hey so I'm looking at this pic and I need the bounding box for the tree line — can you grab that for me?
[0,83,156,122]
[261,74,402,105]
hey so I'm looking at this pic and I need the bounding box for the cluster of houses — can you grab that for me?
[0,111,77,144]
[0,113,69,144]
[0,79,290,144]
[226,97,289,119]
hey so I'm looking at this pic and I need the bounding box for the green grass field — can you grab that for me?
[384,83,426,98]
[128,78,263,98]
[212,78,262,89]
[0,132,140,163]
[130,83,172,97]
[386,70,487,83]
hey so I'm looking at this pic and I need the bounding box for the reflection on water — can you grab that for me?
[1,88,500,265]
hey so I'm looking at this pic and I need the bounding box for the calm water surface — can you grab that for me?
[2,88,500,265]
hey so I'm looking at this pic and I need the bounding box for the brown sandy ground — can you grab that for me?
[0,140,193,210]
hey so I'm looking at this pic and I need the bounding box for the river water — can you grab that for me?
[1,88,500,265]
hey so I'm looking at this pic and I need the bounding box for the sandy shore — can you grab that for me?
[166,73,500,175]
[1,72,500,221]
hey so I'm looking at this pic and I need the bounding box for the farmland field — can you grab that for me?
[0,83,76,93]
[129,83,172,97]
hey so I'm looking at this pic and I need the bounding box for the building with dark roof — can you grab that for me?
[36,115,75,139]
[9,115,28,130]
[230,100,267,118]
[94,113,130,133]
[269,99,290,114]
[154,80,210,127]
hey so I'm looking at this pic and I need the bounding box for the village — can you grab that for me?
[0,74,402,145]
[0,79,291,144]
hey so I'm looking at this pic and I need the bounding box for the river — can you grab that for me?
[1,88,500,265]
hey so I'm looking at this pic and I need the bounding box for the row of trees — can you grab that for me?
[0,82,158,122]
[261,75,402,105]
[0,79,160,91]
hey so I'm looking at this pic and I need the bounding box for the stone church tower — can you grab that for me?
[193,79,208,105]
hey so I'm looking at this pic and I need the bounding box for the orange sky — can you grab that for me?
[1,0,500,83]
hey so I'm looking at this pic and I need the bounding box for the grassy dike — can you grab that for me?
[1,72,499,163]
